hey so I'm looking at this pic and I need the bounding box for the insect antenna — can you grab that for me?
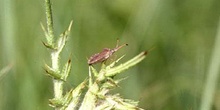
[113,43,128,52]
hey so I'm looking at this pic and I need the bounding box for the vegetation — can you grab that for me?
[0,0,220,110]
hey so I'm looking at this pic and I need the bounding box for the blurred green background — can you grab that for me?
[1,0,220,110]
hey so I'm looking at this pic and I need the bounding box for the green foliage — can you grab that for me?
[42,0,147,109]
[80,53,147,110]
[1,0,220,110]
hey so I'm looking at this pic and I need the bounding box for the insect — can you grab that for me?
[88,40,128,65]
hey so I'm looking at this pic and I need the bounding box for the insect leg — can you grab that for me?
[88,66,93,87]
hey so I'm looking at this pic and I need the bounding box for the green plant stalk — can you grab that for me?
[2,0,16,65]
[44,0,63,102]
[200,17,220,110]
[45,0,54,45]
[52,52,63,99]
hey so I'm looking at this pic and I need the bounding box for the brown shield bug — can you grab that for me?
[88,40,128,65]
